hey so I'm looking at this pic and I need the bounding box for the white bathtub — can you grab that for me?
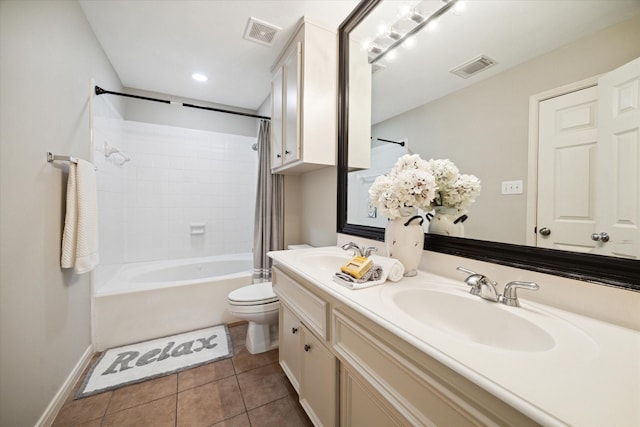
[93,254,253,350]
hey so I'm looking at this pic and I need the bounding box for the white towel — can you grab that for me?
[61,160,99,274]
[369,255,405,282]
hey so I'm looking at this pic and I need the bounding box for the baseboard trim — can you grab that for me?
[35,344,94,427]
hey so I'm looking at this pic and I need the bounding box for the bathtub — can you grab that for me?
[93,254,253,350]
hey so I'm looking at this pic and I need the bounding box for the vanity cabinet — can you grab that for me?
[274,268,338,426]
[270,18,337,174]
[273,265,538,427]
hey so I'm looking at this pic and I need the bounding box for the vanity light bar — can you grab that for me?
[369,0,460,65]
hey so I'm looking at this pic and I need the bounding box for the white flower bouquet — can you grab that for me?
[426,158,481,211]
[368,155,481,220]
[368,154,437,219]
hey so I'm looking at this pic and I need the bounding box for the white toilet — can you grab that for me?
[227,281,280,354]
[228,244,312,354]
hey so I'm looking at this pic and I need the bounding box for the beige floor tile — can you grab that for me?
[177,375,246,427]
[247,394,313,427]
[228,322,248,348]
[101,394,176,427]
[236,362,291,410]
[106,374,177,414]
[232,346,279,374]
[178,358,235,391]
[211,412,252,427]
[52,391,112,426]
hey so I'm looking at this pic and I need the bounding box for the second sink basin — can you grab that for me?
[386,288,556,352]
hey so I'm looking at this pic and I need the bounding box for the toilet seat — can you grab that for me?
[228,282,278,306]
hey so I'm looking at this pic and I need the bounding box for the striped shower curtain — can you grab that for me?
[253,119,284,282]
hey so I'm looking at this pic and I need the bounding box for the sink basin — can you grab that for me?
[387,289,556,352]
[295,251,351,272]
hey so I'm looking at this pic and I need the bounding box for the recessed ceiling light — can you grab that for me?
[191,73,208,82]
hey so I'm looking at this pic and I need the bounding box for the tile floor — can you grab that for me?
[53,323,313,427]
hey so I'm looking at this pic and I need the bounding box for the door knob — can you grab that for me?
[591,232,610,242]
[539,227,551,236]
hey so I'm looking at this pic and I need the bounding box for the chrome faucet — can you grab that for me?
[341,242,363,257]
[456,267,499,302]
[498,281,539,307]
[457,267,540,306]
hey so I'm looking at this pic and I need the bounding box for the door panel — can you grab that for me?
[537,86,598,251]
[596,57,640,258]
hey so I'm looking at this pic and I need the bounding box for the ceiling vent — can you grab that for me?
[244,17,281,46]
[451,55,497,79]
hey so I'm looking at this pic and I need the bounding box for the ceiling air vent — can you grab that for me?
[451,55,497,79]
[244,17,281,46]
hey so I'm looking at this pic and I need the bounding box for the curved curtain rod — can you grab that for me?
[94,86,271,121]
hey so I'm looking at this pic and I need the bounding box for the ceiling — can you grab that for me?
[80,0,359,111]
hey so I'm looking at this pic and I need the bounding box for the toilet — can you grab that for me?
[227,244,312,354]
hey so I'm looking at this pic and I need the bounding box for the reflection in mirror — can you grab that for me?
[346,0,640,258]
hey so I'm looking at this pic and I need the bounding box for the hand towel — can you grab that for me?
[368,255,405,282]
[61,160,99,274]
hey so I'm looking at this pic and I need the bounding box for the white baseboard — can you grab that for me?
[35,344,94,427]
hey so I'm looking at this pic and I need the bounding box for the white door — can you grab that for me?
[283,42,301,164]
[271,66,284,168]
[537,86,599,252]
[596,57,640,259]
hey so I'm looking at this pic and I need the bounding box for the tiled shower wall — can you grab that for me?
[94,98,257,265]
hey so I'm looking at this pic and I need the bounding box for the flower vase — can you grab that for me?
[385,208,424,277]
[427,207,466,237]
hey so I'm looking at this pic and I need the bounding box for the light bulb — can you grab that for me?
[191,73,208,82]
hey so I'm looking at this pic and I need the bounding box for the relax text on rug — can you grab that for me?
[76,324,233,398]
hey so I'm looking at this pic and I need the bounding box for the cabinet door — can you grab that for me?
[300,326,337,427]
[283,42,301,164]
[279,302,301,393]
[271,66,284,168]
[340,365,406,427]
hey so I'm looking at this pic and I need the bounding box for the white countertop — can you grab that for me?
[269,246,640,427]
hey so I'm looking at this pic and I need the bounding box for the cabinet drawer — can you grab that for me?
[273,268,329,340]
[333,310,501,427]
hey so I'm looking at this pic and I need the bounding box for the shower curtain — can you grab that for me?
[253,120,284,282]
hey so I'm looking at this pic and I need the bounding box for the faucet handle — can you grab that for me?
[499,281,539,307]
[456,266,476,276]
[364,246,378,257]
[456,266,485,297]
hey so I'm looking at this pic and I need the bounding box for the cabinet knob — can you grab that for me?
[539,227,551,236]
[291,327,298,334]
[304,344,311,352]
[276,154,282,158]
[285,150,291,155]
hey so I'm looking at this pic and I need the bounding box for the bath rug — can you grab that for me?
[76,324,233,398]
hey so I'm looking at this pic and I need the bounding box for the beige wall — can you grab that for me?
[372,15,640,245]
[123,88,260,137]
[299,167,338,247]
[0,1,122,425]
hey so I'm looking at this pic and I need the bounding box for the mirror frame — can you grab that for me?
[337,0,638,291]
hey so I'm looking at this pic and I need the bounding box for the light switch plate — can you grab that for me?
[501,180,523,195]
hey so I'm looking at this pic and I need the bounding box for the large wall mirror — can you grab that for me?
[337,0,640,290]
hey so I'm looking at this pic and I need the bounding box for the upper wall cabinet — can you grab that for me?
[270,19,338,174]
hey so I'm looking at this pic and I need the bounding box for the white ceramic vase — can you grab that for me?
[384,207,424,277]
[427,207,466,237]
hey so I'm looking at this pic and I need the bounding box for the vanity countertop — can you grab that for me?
[269,246,640,427]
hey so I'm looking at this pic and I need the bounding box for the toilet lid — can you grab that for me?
[228,282,278,305]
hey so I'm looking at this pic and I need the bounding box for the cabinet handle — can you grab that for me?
[304,344,311,352]
[291,327,298,334]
